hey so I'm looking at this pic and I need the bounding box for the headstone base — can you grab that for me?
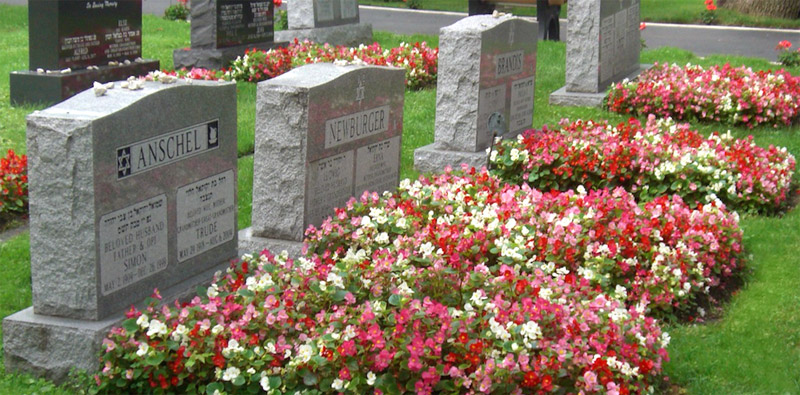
[173,42,288,70]
[9,60,160,106]
[413,143,489,175]
[550,64,651,107]
[275,23,372,47]
[3,257,231,383]
[238,227,304,259]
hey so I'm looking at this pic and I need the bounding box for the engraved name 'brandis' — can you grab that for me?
[328,108,386,145]
[136,129,203,169]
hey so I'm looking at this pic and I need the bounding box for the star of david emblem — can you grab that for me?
[208,121,219,148]
[117,147,131,178]
[356,78,365,106]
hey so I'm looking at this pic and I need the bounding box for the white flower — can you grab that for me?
[332,378,345,391]
[207,284,219,298]
[136,314,149,328]
[327,272,345,289]
[146,319,168,338]
[298,344,314,363]
[222,366,241,382]
[136,342,149,357]
[367,371,377,386]
[520,321,542,341]
[211,324,224,335]
[260,374,271,391]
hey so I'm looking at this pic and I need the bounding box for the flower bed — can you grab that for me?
[606,62,800,128]
[490,116,795,213]
[169,40,439,90]
[97,169,746,393]
[0,149,27,217]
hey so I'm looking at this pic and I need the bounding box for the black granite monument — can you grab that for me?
[9,0,160,105]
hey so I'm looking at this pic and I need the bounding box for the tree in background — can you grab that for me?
[717,0,800,19]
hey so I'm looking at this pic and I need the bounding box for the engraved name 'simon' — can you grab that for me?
[325,105,390,149]
[495,50,524,78]
[116,120,219,179]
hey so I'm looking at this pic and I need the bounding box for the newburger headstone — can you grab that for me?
[9,0,160,105]
[3,79,237,382]
[174,0,282,69]
[239,63,403,256]
[550,0,647,107]
[414,15,537,174]
[276,0,372,47]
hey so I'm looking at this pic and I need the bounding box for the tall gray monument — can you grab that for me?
[239,63,404,256]
[275,0,372,47]
[3,79,237,382]
[550,0,647,107]
[414,15,538,174]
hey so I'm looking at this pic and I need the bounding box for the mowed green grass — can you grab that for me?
[1,5,799,393]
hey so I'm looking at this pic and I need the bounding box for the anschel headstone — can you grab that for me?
[550,0,648,107]
[275,0,372,47]
[9,0,160,105]
[414,15,537,174]
[3,79,237,382]
[174,0,283,69]
[239,63,404,256]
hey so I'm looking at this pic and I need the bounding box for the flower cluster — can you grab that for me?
[607,62,800,128]
[490,116,795,213]
[701,0,717,25]
[0,149,28,216]
[221,39,438,89]
[97,169,693,393]
[776,40,800,67]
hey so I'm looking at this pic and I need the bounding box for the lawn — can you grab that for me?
[1,3,799,393]
[359,0,800,28]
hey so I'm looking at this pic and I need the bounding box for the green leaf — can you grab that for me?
[388,294,402,306]
[206,382,223,395]
[332,289,348,302]
[121,318,139,333]
[238,289,255,298]
[145,354,165,366]
[268,376,282,389]
[233,375,246,386]
[303,371,319,386]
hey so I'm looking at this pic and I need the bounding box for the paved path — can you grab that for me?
[4,1,799,61]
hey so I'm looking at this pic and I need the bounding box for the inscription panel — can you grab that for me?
[324,105,390,149]
[216,0,274,48]
[177,170,236,262]
[597,0,641,89]
[307,151,354,226]
[50,0,144,69]
[477,19,537,151]
[99,194,168,296]
[355,136,401,197]
[340,0,358,20]
[315,0,335,22]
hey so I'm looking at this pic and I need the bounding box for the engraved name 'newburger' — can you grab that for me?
[325,105,390,149]
[116,119,220,179]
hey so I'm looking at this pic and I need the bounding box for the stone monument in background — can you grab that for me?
[414,15,538,174]
[550,0,648,107]
[174,0,283,69]
[3,79,237,382]
[239,63,404,256]
[9,0,160,105]
[275,0,372,47]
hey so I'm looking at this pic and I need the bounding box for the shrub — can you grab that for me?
[490,116,796,214]
[607,62,800,128]
[0,149,28,217]
[776,40,800,67]
[163,0,189,21]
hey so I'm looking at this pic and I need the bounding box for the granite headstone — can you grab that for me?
[276,0,372,47]
[414,15,537,174]
[239,63,404,256]
[10,0,160,105]
[3,79,237,382]
[550,0,647,107]
[174,0,282,69]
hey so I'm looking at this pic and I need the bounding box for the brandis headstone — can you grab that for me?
[10,0,160,105]
[550,0,647,107]
[174,0,280,69]
[3,79,237,382]
[414,15,537,174]
[240,63,404,255]
[276,0,372,47]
